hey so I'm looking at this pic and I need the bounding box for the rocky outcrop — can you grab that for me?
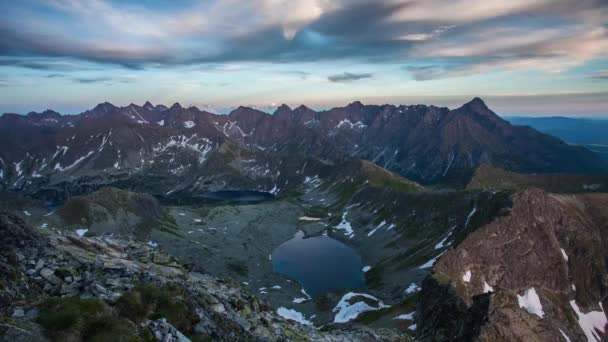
[0,212,410,341]
[416,189,608,341]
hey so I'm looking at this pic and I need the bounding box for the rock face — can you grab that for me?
[0,212,410,341]
[1,98,605,200]
[416,189,608,341]
[0,212,44,308]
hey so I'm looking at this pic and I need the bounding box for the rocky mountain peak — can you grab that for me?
[170,102,183,110]
[92,102,117,113]
[143,101,154,109]
[294,104,311,112]
[347,100,364,109]
[274,104,292,113]
[455,97,507,129]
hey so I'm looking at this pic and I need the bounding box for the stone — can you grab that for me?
[11,308,25,318]
[39,268,62,285]
[210,303,226,314]
[93,283,107,294]
[234,315,251,331]
[24,308,39,321]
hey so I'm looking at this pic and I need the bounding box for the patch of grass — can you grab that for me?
[36,297,141,341]
[37,297,109,332]
[303,206,329,218]
[58,197,91,225]
[117,284,192,332]
[314,295,333,311]
[156,212,182,236]
[82,318,142,342]
[225,259,249,277]
[432,272,452,286]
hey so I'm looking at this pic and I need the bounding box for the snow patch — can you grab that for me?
[299,216,321,221]
[336,119,366,129]
[393,312,415,320]
[569,300,607,342]
[418,250,447,269]
[517,288,544,318]
[157,120,165,126]
[464,206,477,228]
[405,283,420,294]
[434,226,456,249]
[367,220,386,237]
[147,241,159,247]
[75,229,88,237]
[23,210,31,216]
[362,266,371,273]
[335,211,355,238]
[13,161,23,177]
[483,282,494,293]
[184,121,196,128]
[463,270,472,283]
[54,151,95,172]
[277,307,312,325]
[561,248,569,261]
[332,292,389,323]
[293,297,308,304]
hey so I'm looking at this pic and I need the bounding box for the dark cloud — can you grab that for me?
[73,77,133,84]
[589,71,608,79]
[45,73,66,78]
[328,72,372,82]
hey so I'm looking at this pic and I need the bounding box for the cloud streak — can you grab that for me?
[328,72,372,82]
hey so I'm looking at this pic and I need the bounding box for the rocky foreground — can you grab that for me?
[0,212,410,341]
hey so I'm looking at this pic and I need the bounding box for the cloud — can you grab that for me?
[328,72,372,82]
[0,0,606,81]
[590,70,608,79]
[73,77,133,84]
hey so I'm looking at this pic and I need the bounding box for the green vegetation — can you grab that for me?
[432,272,452,286]
[156,211,182,236]
[117,284,192,332]
[37,297,109,332]
[314,295,333,311]
[225,258,249,276]
[37,296,142,341]
[82,318,142,342]
[36,284,196,341]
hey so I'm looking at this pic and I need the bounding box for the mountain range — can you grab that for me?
[1,98,605,201]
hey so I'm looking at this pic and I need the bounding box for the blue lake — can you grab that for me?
[272,232,365,297]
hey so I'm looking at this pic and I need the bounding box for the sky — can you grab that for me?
[1,0,608,116]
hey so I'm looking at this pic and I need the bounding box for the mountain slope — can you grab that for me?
[416,189,608,341]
